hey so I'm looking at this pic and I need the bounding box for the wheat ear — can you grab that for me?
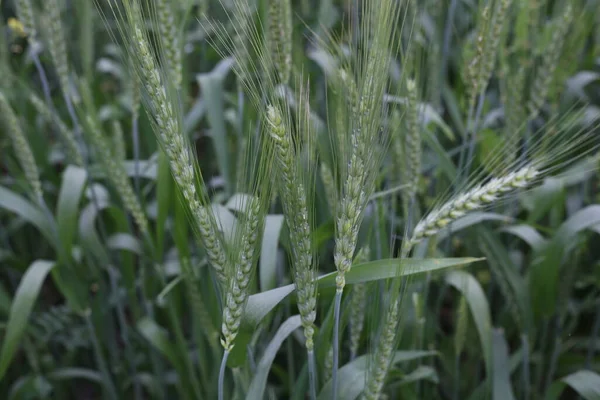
[44,0,71,100]
[131,22,228,283]
[0,92,42,201]
[320,162,337,212]
[156,0,182,88]
[15,0,37,39]
[266,104,317,349]
[362,300,399,400]
[266,103,318,399]
[220,197,262,352]
[527,4,573,120]
[267,0,292,85]
[410,165,539,247]
[86,117,149,235]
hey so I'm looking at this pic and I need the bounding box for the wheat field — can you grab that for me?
[0,0,600,399]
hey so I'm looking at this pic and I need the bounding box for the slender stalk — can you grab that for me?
[521,333,530,400]
[453,352,460,400]
[108,267,141,400]
[218,350,230,400]
[544,317,562,395]
[132,108,140,195]
[84,312,118,400]
[331,290,342,400]
[586,302,600,368]
[307,349,318,400]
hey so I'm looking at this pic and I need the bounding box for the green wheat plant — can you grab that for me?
[1,0,600,399]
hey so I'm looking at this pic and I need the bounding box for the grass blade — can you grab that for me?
[0,260,55,379]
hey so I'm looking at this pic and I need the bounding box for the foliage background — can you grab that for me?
[1,0,600,399]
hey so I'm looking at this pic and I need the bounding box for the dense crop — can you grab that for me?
[1,0,600,399]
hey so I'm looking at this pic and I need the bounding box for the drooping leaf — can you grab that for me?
[0,260,55,379]
[244,257,482,328]
[0,186,57,249]
[56,166,87,260]
[546,370,600,400]
[446,270,493,384]
[492,329,516,400]
[317,351,437,400]
[245,316,303,399]
[260,215,285,291]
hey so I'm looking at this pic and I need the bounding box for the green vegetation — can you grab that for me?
[1,0,600,399]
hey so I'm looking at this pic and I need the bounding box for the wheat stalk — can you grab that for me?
[349,247,370,360]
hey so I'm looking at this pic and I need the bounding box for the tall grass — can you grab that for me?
[0,0,599,399]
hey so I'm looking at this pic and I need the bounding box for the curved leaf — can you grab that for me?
[0,186,56,249]
[546,370,600,400]
[492,329,516,400]
[317,351,437,400]
[56,166,87,259]
[500,225,546,250]
[0,260,55,379]
[244,257,482,328]
[555,205,600,243]
[107,233,142,255]
[246,315,302,399]
[260,215,285,291]
[48,367,103,385]
[446,271,492,384]
[317,257,483,288]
